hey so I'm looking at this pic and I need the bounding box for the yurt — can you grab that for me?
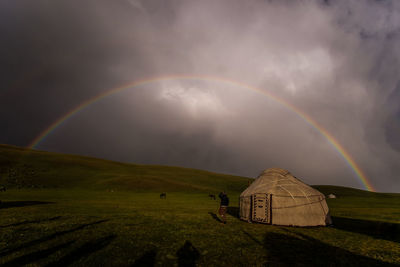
[240,168,332,226]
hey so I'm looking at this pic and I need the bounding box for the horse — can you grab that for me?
[208,194,216,200]
[160,192,166,199]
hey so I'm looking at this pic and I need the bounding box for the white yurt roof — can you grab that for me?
[240,168,323,198]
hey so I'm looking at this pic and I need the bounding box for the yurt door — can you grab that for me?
[252,193,271,223]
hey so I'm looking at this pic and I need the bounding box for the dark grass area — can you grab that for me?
[263,231,395,266]
[0,219,109,259]
[47,235,117,266]
[176,240,200,267]
[0,216,62,228]
[2,241,76,267]
[227,206,240,218]
[0,201,54,209]
[131,249,157,266]
[208,212,223,223]
[332,216,400,243]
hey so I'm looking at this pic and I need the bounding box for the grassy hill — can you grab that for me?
[3,144,394,197]
[313,185,399,198]
[1,144,400,266]
[0,144,251,193]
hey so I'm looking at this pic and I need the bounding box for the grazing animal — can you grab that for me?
[160,192,166,199]
[0,185,6,192]
[208,194,216,200]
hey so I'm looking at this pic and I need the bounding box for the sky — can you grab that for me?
[1,0,400,192]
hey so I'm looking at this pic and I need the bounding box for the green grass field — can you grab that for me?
[1,144,400,266]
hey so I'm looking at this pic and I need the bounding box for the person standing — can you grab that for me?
[218,191,229,224]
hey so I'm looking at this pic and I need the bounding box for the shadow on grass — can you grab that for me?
[2,240,75,267]
[176,240,200,267]
[131,249,157,266]
[0,219,109,258]
[332,216,400,242]
[208,212,222,223]
[227,207,239,219]
[263,231,393,266]
[0,201,54,209]
[242,230,263,245]
[0,216,62,229]
[48,234,116,266]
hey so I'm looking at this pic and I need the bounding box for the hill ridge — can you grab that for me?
[0,144,250,192]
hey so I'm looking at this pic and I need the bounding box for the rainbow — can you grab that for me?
[28,74,376,191]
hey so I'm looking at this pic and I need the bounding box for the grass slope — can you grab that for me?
[0,144,251,193]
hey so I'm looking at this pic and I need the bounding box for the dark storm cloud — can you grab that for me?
[0,0,152,143]
[1,0,400,191]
